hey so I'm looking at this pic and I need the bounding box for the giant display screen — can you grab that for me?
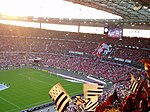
[108,27,123,38]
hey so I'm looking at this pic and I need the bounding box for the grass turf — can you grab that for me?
[0,68,83,112]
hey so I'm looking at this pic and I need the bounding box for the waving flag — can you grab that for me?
[93,43,104,57]
[49,83,72,112]
[104,90,119,106]
[93,43,112,57]
[129,73,139,93]
[84,99,99,112]
[74,96,86,105]
[83,83,104,111]
[84,83,104,101]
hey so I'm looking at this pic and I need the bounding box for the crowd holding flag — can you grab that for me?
[121,66,150,112]
[133,80,146,109]
[95,89,119,112]
[48,58,150,112]
[49,82,104,112]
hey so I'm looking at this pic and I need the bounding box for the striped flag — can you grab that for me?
[84,99,99,112]
[83,83,104,111]
[129,73,139,93]
[84,83,104,100]
[49,83,72,112]
[74,96,86,105]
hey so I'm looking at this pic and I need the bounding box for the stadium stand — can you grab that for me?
[0,22,149,111]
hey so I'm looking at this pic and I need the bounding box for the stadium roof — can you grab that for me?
[0,0,149,30]
[65,0,150,23]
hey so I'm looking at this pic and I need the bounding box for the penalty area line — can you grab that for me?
[0,96,20,109]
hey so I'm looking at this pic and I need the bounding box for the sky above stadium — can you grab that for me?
[0,0,122,19]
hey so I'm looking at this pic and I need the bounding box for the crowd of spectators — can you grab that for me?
[110,47,149,61]
[0,23,149,111]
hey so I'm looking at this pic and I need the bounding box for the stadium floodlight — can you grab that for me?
[133,2,143,11]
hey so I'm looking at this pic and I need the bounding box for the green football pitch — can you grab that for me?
[0,68,83,112]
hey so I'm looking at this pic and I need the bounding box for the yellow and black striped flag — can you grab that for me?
[49,83,72,112]
[74,96,86,105]
[83,83,104,111]
[129,73,139,93]
[84,99,99,112]
[84,83,104,101]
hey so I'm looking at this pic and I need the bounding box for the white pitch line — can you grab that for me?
[0,96,20,109]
